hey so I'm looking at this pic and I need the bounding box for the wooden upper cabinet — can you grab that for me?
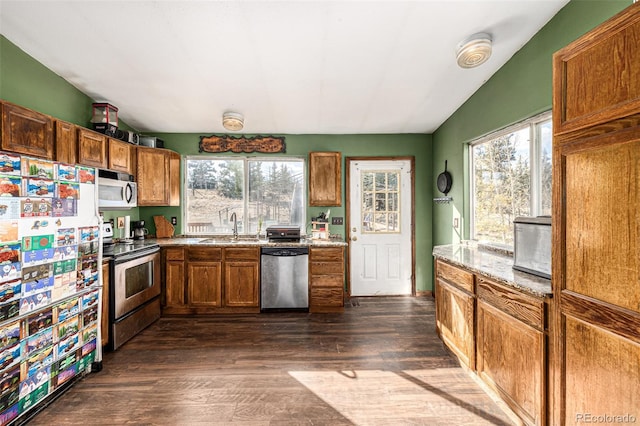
[309,151,341,206]
[54,120,77,164]
[552,4,640,137]
[77,128,107,168]
[137,146,179,206]
[137,146,167,205]
[1,101,54,159]
[168,150,180,206]
[108,138,133,174]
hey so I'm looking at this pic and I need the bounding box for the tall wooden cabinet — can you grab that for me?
[552,3,640,424]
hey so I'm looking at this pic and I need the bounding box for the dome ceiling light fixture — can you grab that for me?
[222,111,244,131]
[456,32,492,69]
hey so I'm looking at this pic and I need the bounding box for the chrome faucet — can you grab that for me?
[230,212,238,240]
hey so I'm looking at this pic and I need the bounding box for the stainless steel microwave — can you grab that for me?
[98,170,137,210]
[513,216,551,279]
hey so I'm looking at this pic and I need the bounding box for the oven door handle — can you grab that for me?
[113,246,160,264]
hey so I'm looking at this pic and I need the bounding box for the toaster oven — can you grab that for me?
[513,216,551,279]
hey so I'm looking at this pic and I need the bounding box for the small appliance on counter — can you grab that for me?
[132,220,148,240]
[266,225,301,242]
[513,216,551,279]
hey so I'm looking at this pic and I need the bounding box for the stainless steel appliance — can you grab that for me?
[138,135,165,148]
[107,241,161,350]
[513,216,551,279]
[260,247,309,310]
[266,225,301,242]
[98,169,137,210]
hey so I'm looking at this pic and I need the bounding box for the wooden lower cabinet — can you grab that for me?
[164,248,186,310]
[161,246,259,314]
[188,261,222,307]
[434,259,551,426]
[224,248,259,308]
[309,247,344,312]
[434,259,475,370]
[476,277,546,426]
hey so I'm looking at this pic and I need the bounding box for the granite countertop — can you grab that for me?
[146,236,348,248]
[433,243,552,297]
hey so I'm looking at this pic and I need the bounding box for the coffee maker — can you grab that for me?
[131,220,147,240]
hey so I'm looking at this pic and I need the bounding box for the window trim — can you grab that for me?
[468,110,552,243]
[182,155,307,236]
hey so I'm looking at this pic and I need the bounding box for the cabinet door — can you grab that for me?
[1,101,53,159]
[309,152,341,206]
[477,300,545,426]
[101,261,110,347]
[552,6,640,136]
[77,128,107,168]
[224,261,259,307]
[55,120,77,164]
[188,261,222,307]
[435,278,475,370]
[108,138,133,174]
[137,146,168,205]
[168,150,180,206]
[165,261,186,308]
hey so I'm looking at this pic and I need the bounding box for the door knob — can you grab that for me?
[351,236,357,241]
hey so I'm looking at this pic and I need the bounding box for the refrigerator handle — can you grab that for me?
[125,183,133,203]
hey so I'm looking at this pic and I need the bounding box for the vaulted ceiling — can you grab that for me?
[1,1,569,134]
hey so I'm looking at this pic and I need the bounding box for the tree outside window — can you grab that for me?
[471,113,552,246]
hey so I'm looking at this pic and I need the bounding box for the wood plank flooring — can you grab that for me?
[26,296,515,425]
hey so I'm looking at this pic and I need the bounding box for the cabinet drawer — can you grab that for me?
[188,247,222,261]
[310,286,343,307]
[477,277,545,331]
[311,274,342,288]
[225,247,259,261]
[310,247,344,262]
[164,247,185,261]
[436,260,474,294]
[310,261,343,275]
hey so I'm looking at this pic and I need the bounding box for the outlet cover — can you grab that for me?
[171,217,177,226]
[331,217,344,225]
[117,217,125,228]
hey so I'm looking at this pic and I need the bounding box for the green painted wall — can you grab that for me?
[431,0,631,247]
[0,35,136,130]
[142,132,434,291]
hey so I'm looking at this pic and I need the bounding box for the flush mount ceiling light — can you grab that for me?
[456,33,492,69]
[222,112,244,131]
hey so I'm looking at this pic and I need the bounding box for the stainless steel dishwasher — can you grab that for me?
[260,247,309,311]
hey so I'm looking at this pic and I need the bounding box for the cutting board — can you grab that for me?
[153,215,175,238]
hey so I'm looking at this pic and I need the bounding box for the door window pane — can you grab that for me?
[361,171,400,233]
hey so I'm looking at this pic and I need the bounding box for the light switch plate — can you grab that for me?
[332,217,344,225]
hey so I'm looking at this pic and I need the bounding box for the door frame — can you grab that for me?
[345,156,416,297]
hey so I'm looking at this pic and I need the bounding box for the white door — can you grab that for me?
[349,159,412,296]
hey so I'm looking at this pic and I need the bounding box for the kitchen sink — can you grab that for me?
[198,236,258,244]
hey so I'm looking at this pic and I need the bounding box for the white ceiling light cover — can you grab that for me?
[456,33,492,69]
[222,112,244,131]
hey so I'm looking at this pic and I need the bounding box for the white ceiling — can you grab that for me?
[0,0,569,135]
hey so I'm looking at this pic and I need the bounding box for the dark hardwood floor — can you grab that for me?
[27,297,514,425]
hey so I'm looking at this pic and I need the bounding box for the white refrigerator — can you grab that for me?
[0,154,103,425]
